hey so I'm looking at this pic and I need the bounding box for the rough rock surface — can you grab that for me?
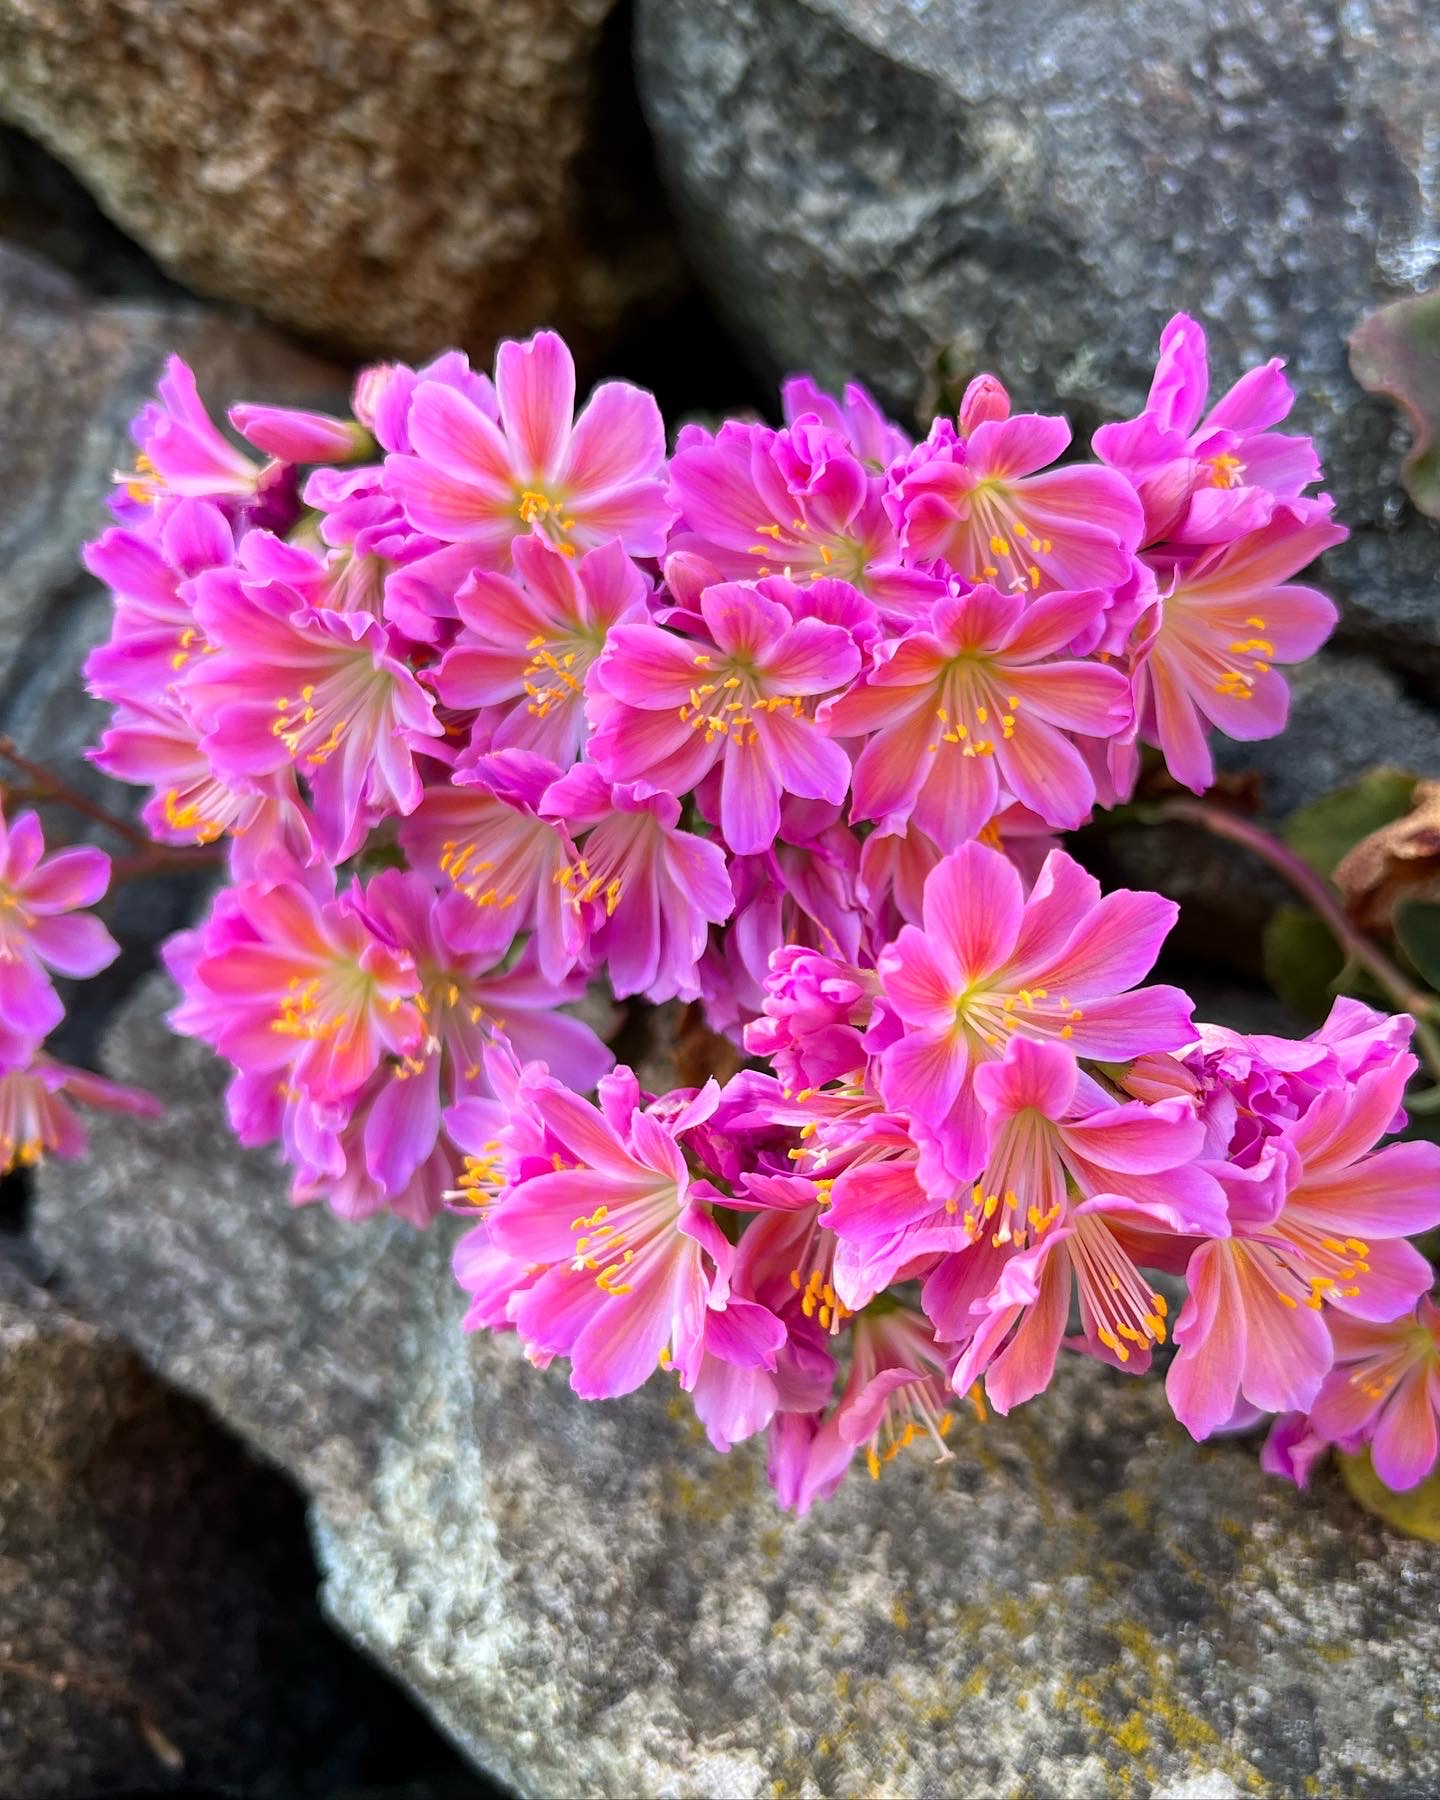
[0,244,344,1047]
[0,0,678,360]
[635,0,1440,662]
[33,979,1440,1798]
[0,1254,466,1797]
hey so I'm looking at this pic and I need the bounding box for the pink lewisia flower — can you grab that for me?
[83,498,234,709]
[398,749,584,983]
[488,1071,738,1399]
[1168,1051,1440,1439]
[744,948,878,1094]
[667,415,940,621]
[770,1303,962,1514]
[92,702,316,880]
[0,1054,162,1174]
[1135,499,1345,792]
[877,841,1194,1181]
[892,411,1145,593]
[183,534,442,860]
[821,585,1132,845]
[928,1038,1225,1411]
[1305,1298,1440,1491]
[165,878,424,1106]
[384,330,672,566]
[0,804,118,1059]
[436,535,648,765]
[119,356,263,507]
[589,581,860,855]
[1094,313,1322,547]
[541,764,733,1003]
[780,375,912,470]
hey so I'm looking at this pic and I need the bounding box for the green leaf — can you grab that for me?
[1349,288,1440,520]
[1338,1447,1440,1541]
[1281,768,1418,877]
[1394,898,1440,991]
[1261,904,1345,1021]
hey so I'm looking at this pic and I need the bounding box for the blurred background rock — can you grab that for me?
[0,2,1438,1795]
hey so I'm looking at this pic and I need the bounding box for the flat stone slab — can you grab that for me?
[31,977,1440,1798]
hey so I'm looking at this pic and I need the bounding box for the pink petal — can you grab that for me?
[720,742,782,855]
[407,381,516,492]
[26,912,120,979]
[496,331,575,482]
[970,413,1070,480]
[564,380,664,495]
[1040,888,1177,998]
[755,707,852,805]
[922,843,1024,983]
[1370,1367,1440,1490]
[879,927,960,1028]
[385,456,515,545]
[22,845,111,912]
[1167,1242,1245,1438]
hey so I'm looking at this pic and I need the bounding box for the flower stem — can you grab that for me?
[0,736,152,850]
[1153,797,1440,1084]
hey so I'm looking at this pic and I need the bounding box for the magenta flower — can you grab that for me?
[398,749,584,983]
[1167,1053,1440,1439]
[119,356,262,508]
[0,1054,161,1175]
[84,498,234,709]
[1094,314,1322,547]
[668,416,940,621]
[183,534,442,859]
[892,412,1144,592]
[540,764,733,1003]
[165,878,424,1106]
[1134,499,1345,792]
[821,585,1132,845]
[488,1071,736,1398]
[770,1303,961,1513]
[0,804,118,1060]
[384,330,672,566]
[876,841,1194,1180]
[922,1038,1225,1409]
[589,581,860,855]
[1306,1299,1440,1491]
[92,702,317,880]
[436,535,648,765]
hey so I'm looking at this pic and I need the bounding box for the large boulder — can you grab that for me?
[635,0,1440,665]
[0,1254,467,1797]
[0,0,678,361]
[32,977,1440,1798]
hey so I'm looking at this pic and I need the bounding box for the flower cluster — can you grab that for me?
[80,316,1440,1508]
[0,801,159,1173]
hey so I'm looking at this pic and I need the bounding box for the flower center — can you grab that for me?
[1068,1211,1170,1361]
[676,649,802,746]
[516,489,578,555]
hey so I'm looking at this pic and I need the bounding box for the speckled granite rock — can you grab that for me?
[0,0,678,360]
[0,1255,465,1797]
[635,0,1440,663]
[32,977,1440,1798]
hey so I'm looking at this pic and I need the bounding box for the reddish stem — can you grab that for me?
[0,736,151,850]
[1155,797,1440,1084]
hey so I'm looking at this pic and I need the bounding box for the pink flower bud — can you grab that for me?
[958,373,1011,433]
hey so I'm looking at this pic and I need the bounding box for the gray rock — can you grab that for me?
[635,0,1440,662]
[0,0,679,361]
[0,1253,466,1797]
[32,976,1440,1798]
